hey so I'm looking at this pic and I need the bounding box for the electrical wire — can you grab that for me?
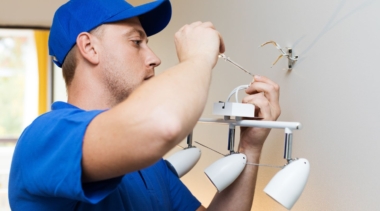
[259,40,298,67]
[226,84,250,103]
[195,141,226,156]
[246,162,284,169]
[194,141,284,169]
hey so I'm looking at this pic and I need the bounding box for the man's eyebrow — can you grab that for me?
[125,29,147,39]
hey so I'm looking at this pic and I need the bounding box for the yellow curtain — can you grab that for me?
[34,30,49,115]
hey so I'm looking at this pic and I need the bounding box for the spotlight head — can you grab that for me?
[204,153,247,192]
[264,158,310,210]
[166,147,201,178]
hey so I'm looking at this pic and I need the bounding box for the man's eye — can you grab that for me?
[133,40,142,45]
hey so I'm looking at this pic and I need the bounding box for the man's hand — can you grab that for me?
[174,21,225,69]
[239,75,281,154]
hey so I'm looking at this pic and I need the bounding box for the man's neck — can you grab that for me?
[66,66,113,110]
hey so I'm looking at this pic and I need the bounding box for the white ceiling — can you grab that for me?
[0,0,151,28]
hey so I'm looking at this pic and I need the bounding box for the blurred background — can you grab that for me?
[1,0,380,210]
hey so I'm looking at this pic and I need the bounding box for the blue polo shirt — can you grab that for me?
[9,102,201,211]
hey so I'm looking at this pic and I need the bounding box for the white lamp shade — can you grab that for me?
[264,158,310,210]
[204,153,247,192]
[166,147,201,178]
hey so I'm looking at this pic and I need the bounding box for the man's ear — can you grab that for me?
[76,32,100,65]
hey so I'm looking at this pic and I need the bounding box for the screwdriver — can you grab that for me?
[218,54,255,77]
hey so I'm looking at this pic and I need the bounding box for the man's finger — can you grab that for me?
[217,31,225,54]
[200,21,215,29]
[242,94,272,120]
[251,75,279,87]
[199,22,225,54]
[246,82,280,105]
[189,21,203,28]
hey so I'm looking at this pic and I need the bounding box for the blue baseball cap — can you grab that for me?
[49,0,171,67]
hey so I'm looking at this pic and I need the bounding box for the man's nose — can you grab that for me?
[146,48,161,69]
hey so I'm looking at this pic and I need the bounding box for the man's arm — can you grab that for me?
[204,75,281,211]
[81,22,225,182]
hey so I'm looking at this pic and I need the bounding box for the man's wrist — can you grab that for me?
[180,54,216,70]
[238,146,262,161]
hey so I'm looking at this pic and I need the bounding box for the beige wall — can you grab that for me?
[151,0,380,210]
[2,0,380,210]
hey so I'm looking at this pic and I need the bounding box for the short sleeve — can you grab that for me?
[163,160,202,211]
[12,104,122,204]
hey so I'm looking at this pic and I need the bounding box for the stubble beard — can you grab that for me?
[103,54,131,107]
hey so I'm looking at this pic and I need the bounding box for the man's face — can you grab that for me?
[96,17,161,106]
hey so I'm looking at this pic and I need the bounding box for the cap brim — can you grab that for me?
[105,0,171,36]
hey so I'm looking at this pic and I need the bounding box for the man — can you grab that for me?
[9,0,281,210]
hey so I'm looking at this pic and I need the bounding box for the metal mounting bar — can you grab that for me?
[198,118,301,130]
[187,132,193,147]
[284,128,293,163]
[227,125,236,154]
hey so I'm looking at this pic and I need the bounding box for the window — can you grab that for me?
[0,28,49,211]
[0,29,39,139]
